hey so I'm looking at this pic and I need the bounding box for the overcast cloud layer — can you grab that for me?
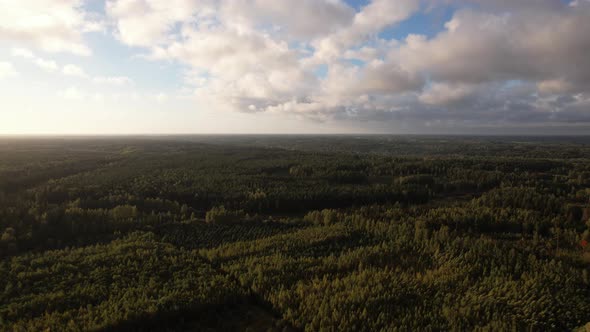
[1,0,590,133]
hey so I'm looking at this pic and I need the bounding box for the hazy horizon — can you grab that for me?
[2,133,590,137]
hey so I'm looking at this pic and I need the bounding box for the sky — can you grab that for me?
[1,0,590,135]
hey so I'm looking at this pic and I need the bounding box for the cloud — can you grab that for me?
[10,48,35,59]
[61,66,133,86]
[219,0,355,39]
[0,0,97,55]
[570,0,590,7]
[34,58,59,73]
[14,0,590,131]
[155,92,168,103]
[151,24,316,112]
[92,76,133,85]
[11,47,59,73]
[146,0,588,129]
[419,83,477,106]
[106,0,206,46]
[62,64,133,85]
[60,87,87,100]
[107,0,356,46]
[537,79,575,95]
[311,0,419,62]
[10,47,133,85]
[0,62,18,79]
[392,6,590,87]
[323,61,423,97]
[62,64,88,78]
[135,0,423,117]
[58,88,124,101]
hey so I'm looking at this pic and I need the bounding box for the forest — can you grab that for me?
[0,135,589,331]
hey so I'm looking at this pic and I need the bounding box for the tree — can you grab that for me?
[1,227,16,242]
[112,205,138,221]
[205,206,247,224]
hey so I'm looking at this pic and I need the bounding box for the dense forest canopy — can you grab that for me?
[1,135,589,331]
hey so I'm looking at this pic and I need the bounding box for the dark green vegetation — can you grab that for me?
[1,135,590,331]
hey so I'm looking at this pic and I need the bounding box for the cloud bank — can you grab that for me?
[4,0,590,131]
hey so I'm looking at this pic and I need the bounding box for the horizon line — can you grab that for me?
[1,133,590,138]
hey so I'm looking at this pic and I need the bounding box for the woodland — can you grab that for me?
[0,135,589,331]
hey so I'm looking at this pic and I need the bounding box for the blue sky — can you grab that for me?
[1,0,589,134]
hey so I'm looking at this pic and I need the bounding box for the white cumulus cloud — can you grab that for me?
[0,61,19,79]
[62,64,88,78]
[0,0,98,55]
[8,0,590,131]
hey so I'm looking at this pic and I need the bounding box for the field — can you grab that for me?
[1,135,589,331]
